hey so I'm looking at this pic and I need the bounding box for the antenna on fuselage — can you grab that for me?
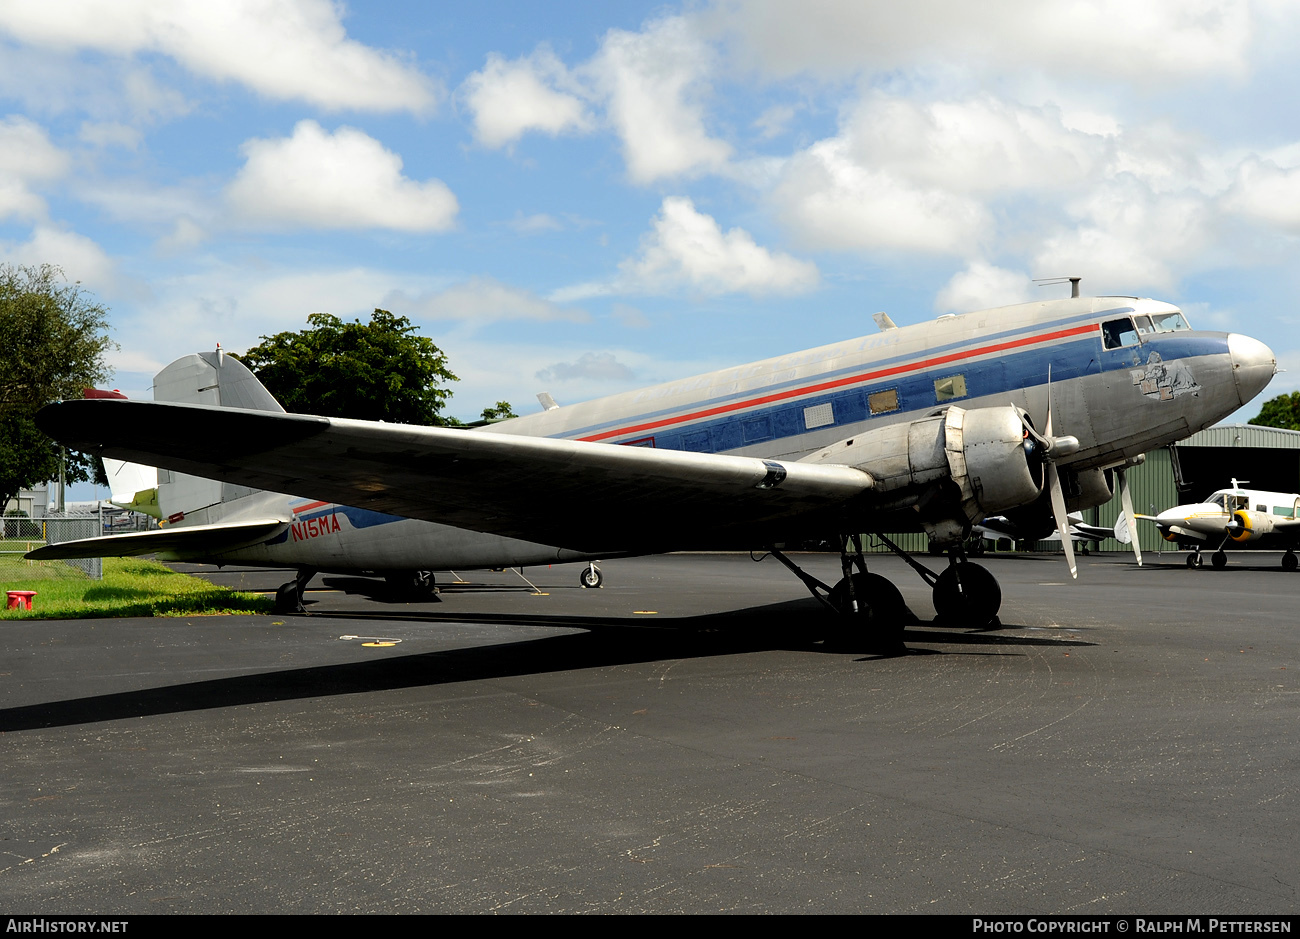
[1034,276,1082,298]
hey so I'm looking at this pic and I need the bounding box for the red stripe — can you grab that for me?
[578,323,1098,443]
[292,500,331,513]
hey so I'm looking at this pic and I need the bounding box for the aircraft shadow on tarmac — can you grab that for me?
[0,599,1095,733]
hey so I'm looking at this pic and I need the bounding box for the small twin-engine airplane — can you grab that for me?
[1140,480,1300,570]
[32,293,1276,648]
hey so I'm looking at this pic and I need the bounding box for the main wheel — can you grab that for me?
[1283,552,1297,572]
[825,572,909,651]
[932,562,1002,627]
[1186,553,1197,568]
[580,566,603,588]
[274,580,305,614]
[1211,551,1227,570]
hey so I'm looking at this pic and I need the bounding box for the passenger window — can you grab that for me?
[868,389,899,414]
[934,374,967,402]
[1101,318,1139,349]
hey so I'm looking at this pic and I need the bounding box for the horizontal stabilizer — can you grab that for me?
[25,518,289,561]
[36,399,875,552]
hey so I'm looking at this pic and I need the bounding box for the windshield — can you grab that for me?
[1151,310,1190,332]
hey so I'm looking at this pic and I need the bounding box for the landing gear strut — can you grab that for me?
[769,535,911,653]
[274,568,317,614]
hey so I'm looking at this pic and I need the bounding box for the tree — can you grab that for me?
[234,309,458,425]
[0,264,114,513]
[1248,392,1300,432]
[480,401,517,422]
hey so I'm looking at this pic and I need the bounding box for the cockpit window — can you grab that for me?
[1102,317,1139,350]
[1151,311,1190,332]
[1210,493,1227,509]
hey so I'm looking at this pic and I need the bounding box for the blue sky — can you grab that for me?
[4,0,1300,453]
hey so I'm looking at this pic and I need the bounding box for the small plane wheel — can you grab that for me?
[580,566,603,588]
[1185,553,1198,569]
[1284,553,1298,572]
[1081,544,1090,556]
[932,562,1002,627]
[825,572,909,651]
[386,570,438,599]
[1211,551,1227,570]
[274,581,305,615]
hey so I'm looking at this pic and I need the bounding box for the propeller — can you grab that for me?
[1040,367,1081,579]
[1115,466,1143,566]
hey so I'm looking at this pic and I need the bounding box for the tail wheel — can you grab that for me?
[580,566,603,588]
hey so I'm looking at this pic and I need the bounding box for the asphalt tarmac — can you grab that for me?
[1,551,1297,914]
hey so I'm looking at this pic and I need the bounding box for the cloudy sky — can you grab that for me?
[4,0,1299,438]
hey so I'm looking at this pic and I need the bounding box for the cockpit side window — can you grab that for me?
[1102,317,1139,350]
[1210,493,1227,509]
[1151,311,1190,332]
[1134,315,1154,335]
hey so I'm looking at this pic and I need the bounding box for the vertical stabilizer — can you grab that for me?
[152,350,285,521]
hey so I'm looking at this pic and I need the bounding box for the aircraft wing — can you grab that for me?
[35,400,875,552]
[25,518,289,561]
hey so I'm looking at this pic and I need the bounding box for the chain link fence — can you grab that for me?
[1,513,103,580]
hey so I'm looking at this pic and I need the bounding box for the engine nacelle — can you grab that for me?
[1229,509,1275,543]
[802,405,1044,540]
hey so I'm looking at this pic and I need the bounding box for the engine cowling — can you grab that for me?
[802,405,1045,541]
[1229,509,1275,543]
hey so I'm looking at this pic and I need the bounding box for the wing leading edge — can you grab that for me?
[26,517,289,561]
[36,400,874,552]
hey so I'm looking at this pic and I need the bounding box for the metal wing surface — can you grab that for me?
[26,518,289,561]
[38,400,874,552]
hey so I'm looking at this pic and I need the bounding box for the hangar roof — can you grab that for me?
[1179,423,1300,449]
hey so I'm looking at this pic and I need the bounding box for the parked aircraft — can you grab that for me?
[1140,480,1300,569]
[33,294,1276,647]
[29,350,609,611]
[976,510,1132,555]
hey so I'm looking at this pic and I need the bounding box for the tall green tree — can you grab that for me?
[0,264,114,513]
[480,401,517,422]
[1248,392,1300,432]
[235,309,458,424]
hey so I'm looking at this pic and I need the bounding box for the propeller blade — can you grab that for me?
[1117,467,1143,566]
[1047,462,1077,579]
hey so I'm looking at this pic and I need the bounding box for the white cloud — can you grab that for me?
[772,137,990,255]
[618,196,819,296]
[506,212,564,234]
[78,121,144,150]
[586,17,732,183]
[0,0,437,113]
[935,262,1035,314]
[386,277,588,324]
[536,351,637,383]
[225,120,458,232]
[1223,158,1300,232]
[1034,181,1211,292]
[0,116,68,221]
[705,0,1254,84]
[461,48,591,148]
[0,225,116,291]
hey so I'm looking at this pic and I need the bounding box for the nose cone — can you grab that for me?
[1228,333,1277,406]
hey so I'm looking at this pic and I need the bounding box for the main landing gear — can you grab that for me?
[274,567,317,614]
[768,534,1003,653]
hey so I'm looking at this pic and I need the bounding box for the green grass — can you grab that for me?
[0,556,274,619]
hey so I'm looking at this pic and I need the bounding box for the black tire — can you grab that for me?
[825,572,909,651]
[580,566,603,588]
[1186,553,1197,568]
[1284,553,1298,573]
[274,581,304,615]
[932,562,1002,627]
[386,570,437,599]
[1211,551,1227,570]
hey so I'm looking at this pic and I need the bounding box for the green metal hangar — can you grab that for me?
[1089,423,1300,555]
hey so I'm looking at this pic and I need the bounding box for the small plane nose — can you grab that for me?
[1228,333,1277,406]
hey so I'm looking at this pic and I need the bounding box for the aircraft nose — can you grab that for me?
[1228,333,1277,406]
